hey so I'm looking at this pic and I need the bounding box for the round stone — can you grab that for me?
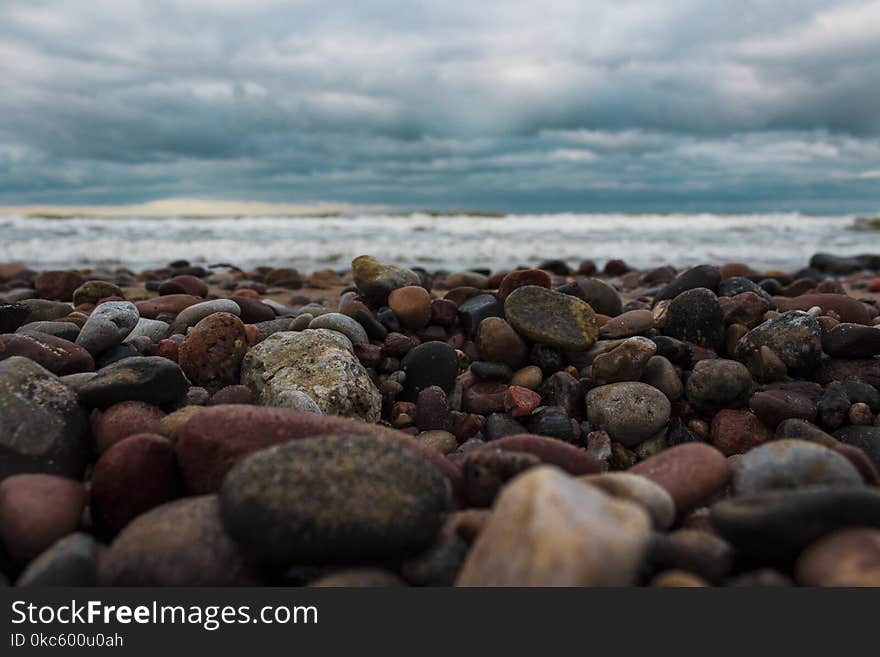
[0,331,94,375]
[351,255,421,305]
[579,472,676,530]
[586,382,671,447]
[388,286,432,329]
[795,528,880,586]
[75,301,140,355]
[477,317,528,369]
[711,409,773,456]
[220,434,450,563]
[735,311,823,373]
[402,341,460,397]
[505,286,598,351]
[77,356,189,408]
[72,280,124,307]
[662,288,724,351]
[732,439,863,495]
[686,358,754,413]
[178,312,248,393]
[94,400,166,453]
[15,533,97,587]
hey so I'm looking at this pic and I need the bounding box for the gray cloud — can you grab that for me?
[1,0,879,211]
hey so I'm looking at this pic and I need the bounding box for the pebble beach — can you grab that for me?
[2,249,880,587]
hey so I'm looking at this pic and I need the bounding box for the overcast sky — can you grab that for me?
[1,0,879,212]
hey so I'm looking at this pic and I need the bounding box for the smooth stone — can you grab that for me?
[795,528,880,586]
[176,405,462,495]
[0,331,94,375]
[462,448,541,506]
[579,472,676,529]
[35,270,84,301]
[505,286,598,351]
[630,443,732,513]
[814,358,880,389]
[510,365,543,390]
[158,275,208,298]
[98,496,261,586]
[72,280,124,306]
[833,426,880,471]
[169,298,241,333]
[0,357,89,480]
[0,474,87,563]
[463,434,602,475]
[748,389,816,429]
[416,430,459,455]
[685,358,754,413]
[16,321,79,341]
[822,323,880,358]
[586,382,671,447]
[599,309,654,338]
[241,329,380,421]
[477,317,528,369]
[94,401,166,452]
[402,341,459,397]
[591,336,656,384]
[458,294,504,336]
[18,298,72,322]
[735,311,823,373]
[307,312,369,345]
[663,288,724,351]
[123,317,169,343]
[16,533,97,587]
[646,529,735,583]
[456,466,651,586]
[220,434,450,563]
[498,269,551,301]
[77,356,189,408]
[446,271,489,289]
[711,409,773,456]
[351,255,421,305]
[641,355,682,402]
[135,294,200,319]
[90,434,182,539]
[178,312,248,393]
[710,487,880,560]
[463,381,507,415]
[75,301,139,355]
[733,439,863,495]
[564,278,623,317]
[0,302,29,333]
[388,286,432,329]
[719,292,771,329]
[656,265,721,301]
[777,293,873,325]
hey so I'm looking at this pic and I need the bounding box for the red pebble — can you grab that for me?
[504,385,541,417]
[156,339,179,361]
[244,324,260,345]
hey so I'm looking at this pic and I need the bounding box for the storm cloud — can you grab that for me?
[1,0,879,211]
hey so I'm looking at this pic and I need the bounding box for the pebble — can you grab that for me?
[0,331,94,375]
[477,317,528,368]
[0,474,87,563]
[599,309,654,338]
[90,433,182,538]
[719,291,771,328]
[748,389,817,429]
[94,401,166,452]
[135,294,200,319]
[498,269,551,301]
[351,255,421,304]
[833,426,880,471]
[388,286,432,329]
[456,466,651,586]
[504,385,541,417]
[0,301,30,333]
[776,293,872,324]
[34,270,85,301]
[466,434,601,475]
[220,434,450,563]
[630,443,731,512]
[685,358,753,413]
[735,311,823,373]
[710,486,880,560]
[655,265,721,301]
[74,301,140,355]
[178,312,249,392]
[416,430,458,454]
[711,409,774,456]
[15,533,97,587]
[591,336,656,384]
[416,386,451,431]
[402,341,460,397]
[463,382,507,415]
[641,355,683,402]
[822,323,880,357]
[98,495,261,586]
[72,280,124,306]
[586,381,671,447]
[795,528,880,586]
[662,288,724,351]
[158,275,208,298]
[510,365,543,389]
[0,357,89,479]
[123,317,169,343]
[169,298,241,333]
[77,356,189,408]
[732,439,863,495]
[462,448,540,506]
[646,528,735,583]
[308,312,370,345]
[505,286,598,350]
[458,294,504,336]
[230,296,276,324]
[563,278,623,316]
[241,329,380,420]
[15,320,79,341]
[579,472,676,529]
[18,298,72,322]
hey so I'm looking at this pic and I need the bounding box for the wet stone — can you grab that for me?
[662,288,724,351]
[505,286,598,351]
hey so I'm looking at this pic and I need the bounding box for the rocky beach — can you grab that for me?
[2,250,880,587]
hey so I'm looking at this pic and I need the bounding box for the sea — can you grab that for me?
[0,212,876,273]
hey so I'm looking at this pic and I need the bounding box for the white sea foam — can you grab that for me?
[0,212,871,272]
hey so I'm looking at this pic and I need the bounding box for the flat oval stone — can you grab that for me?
[308,312,369,345]
[629,443,731,513]
[822,323,880,358]
[795,528,880,586]
[777,293,872,325]
[351,255,421,305]
[135,294,200,319]
[169,298,241,333]
[711,486,880,560]
[686,359,754,413]
[599,309,654,338]
[464,434,602,475]
[748,390,816,429]
[77,356,189,408]
[456,466,651,586]
[123,317,169,344]
[735,311,823,373]
[75,301,140,355]
[656,265,721,301]
[586,382,671,447]
[663,288,724,351]
[73,280,124,306]
[0,331,94,375]
[220,434,450,563]
[16,321,80,341]
[505,286,598,351]
[733,439,863,495]
[98,495,261,586]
